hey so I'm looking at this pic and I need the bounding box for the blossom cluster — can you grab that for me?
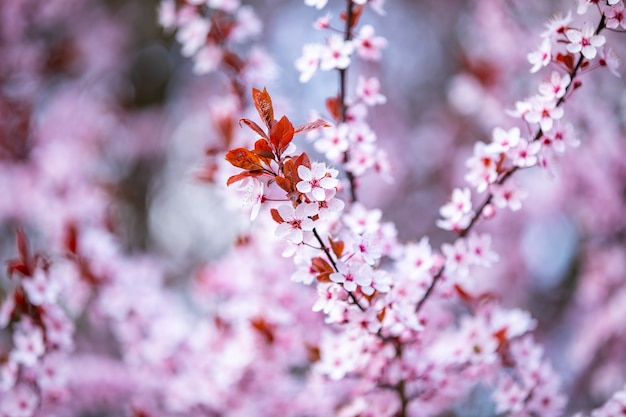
[295,1,391,190]
[158,0,275,83]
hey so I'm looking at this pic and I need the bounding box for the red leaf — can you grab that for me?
[555,53,575,71]
[493,328,508,345]
[6,259,28,277]
[225,148,263,171]
[339,5,364,28]
[269,116,295,154]
[250,317,275,344]
[239,118,268,140]
[329,238,344,258]
[377,307,386,322]
[275,176,293,193]
[65,222,78,254]
[326,96,342,122]
[253,139,275,160]
[16,228,29,264]
[294,119,331,136]
[251,87,274,129]
[270,208,284,223]
[293,152,311,171]
[226,171,263,186]
[305,343,321,362]
[311,257,333,274]
[454,284,474,302]
[7,229,32,277]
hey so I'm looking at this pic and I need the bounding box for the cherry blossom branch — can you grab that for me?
[415,12,608,315]
[312,227,366,311]
[341,1,358,203]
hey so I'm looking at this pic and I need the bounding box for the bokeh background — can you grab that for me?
[2,0,626,415]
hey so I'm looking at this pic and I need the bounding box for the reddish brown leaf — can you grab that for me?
[282,159,298,184]
[493,328,508,346]
[377,307,386,322]
[293,152,311,170]
[311,257,334,274]
[65,222,78,254]
[269,115,295,154]
[239,118,268,140]
[253,139,275,160]
[329,238,345,259]
[270,208,284,224]
[6,259,29,277]
[339,5,364,28]
[326,96,342,122]
[226,171,263,187]
[454,283,473,303]
[7,229,32,277]
[294,119,331,136]
[16,229,29,264]
[317,273,332,283]
[222,50,245,73]
[252,87,274,129]
[225,148,263,171]
[250,317,275,344]
[305,343,321,362]
[275,176,293,193]
[555,53,574,71]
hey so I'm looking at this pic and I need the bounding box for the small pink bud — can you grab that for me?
[483,203,496,219]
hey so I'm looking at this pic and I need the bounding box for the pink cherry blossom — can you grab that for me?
[353,233,382,266]
[314,12,332,30]
[274,203,318,244]
[465,142,498,192]
[330,260,373,293]
[231,6,262,42]
[508,138,541,168]
[177,17,211,57]
[566,22,606,60]
[524,96,564,132]
[397,237,434,279]
[314,123,350,161]
[538,71,571,100]
[297,162,339,201]
[598,47,621,77]
[527,38,552,73]
[343,203,383,235]
[22,269,59,306]
[541,11,572,39]
[466,233,499,267]
[356,76,387,106]
[11,321,45,367]
[441,239,471,278]
[486,126,521,154]
[314,189,345,220]
[490,180,528,211]
[296,43,324,83]
[192,44,223,74]
[604,2,626,29]
[437,187,473,231]
[354,25,387,61]
[320,34,354,70]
